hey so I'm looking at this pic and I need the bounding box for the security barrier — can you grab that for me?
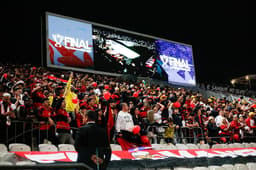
[4,121,256,148]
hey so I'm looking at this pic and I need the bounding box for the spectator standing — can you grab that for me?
[116,102,151,150]
[163,118,176,145]
[55,98,74,144]
[207,116,219,145]
[230,114,243,142]
[245,112,256,142]
[75,110,111,170]
[37,98,57,145]
[0,93,16,144]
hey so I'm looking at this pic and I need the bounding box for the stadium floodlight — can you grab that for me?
[231,79,236,85]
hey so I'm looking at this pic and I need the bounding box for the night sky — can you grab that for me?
[0,1,251,85]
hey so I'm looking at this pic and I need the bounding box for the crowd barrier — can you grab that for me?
[4,121,256,149]
[4,120,78,149]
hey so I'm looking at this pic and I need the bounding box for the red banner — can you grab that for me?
[13,148,256,163]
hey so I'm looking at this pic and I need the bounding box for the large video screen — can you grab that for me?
[92,26,156,76]
[46,13,196,86]
[154,40,196,86]
[47,15,94,68]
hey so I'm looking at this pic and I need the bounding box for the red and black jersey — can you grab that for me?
[111,93,120,104]
[18,105,37,121]
[139,106,150,118]
[80,101,88,108]
[219,124,231,136]
[230,120,241,134]
[56,108,71,133]
[37,106,54,130]
[85,105,96,111]
[195,114,204,128]
[32,91,45,108]
[51,95,64,111]
[76,112,85,128]
[185,118,195,126]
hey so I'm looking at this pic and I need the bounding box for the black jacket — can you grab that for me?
[75,122,111,170]
[207,122,219,138]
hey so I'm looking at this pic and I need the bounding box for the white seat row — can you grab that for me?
[109,163,256,170]
[1,142,256,152]
[173,162,256,170]
[0,143,76,152]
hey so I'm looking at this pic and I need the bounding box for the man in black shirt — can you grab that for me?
[75,110,111,170]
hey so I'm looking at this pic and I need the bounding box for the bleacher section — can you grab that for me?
[1,142,256,169]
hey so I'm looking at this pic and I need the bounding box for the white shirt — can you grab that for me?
[94,88,101,95]
[154,110,162,124]
[215,115,228,127]
[0,101,16,115]
[115,110,134,132]
[168,106,173,119]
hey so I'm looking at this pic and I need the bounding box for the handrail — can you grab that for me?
[5,120,256,146]
[5,120,79,146]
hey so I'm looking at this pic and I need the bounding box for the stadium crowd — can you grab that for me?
[0,64,256,150]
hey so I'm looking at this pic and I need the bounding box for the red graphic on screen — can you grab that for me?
[48,39,93,68]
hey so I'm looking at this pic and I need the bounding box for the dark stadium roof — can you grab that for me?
[0,1,251,85]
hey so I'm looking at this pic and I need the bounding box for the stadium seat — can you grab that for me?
[8,143,22,149]
[0,144,8,152]
[222,164,235,170]
[186,144,199,149]
[211,144,227,149]
[174,167,193,170]
[234,164,249,170]
[176,144,189,149]
[208,166,225,170]
[39,144,58,152]
[198,144,210,149]
[246,162,256,170]
[0,152,17,164]
[160,138,167,144]
[160,144,176,150]
[167,144,177,150]
[249,142,256,148]
[228,143,243,148]
[152,144,176,150]
[193,167,209,170]
[242,143,253,148]
[151,144,162,150]
[16,161,36,165]
[58,144,76,151]
[9,143,31,152]
[110,144,122,151]
[0,161,14,165]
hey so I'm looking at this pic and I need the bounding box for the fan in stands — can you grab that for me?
[0,64,256,150]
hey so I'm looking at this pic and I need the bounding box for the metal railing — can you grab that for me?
[4,120,79,149]
[179,127,205,144]
[3,121,256,148]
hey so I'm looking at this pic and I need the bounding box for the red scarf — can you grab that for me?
[107,105,114,142]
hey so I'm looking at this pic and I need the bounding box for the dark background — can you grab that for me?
[0,1,252,85]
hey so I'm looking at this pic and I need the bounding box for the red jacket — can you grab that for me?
[219,124,231,135]
[56,109,71,132]
[38,106,54,130]
[230,120,241,134]
[76,112,85,128]
[246,117,256,129]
